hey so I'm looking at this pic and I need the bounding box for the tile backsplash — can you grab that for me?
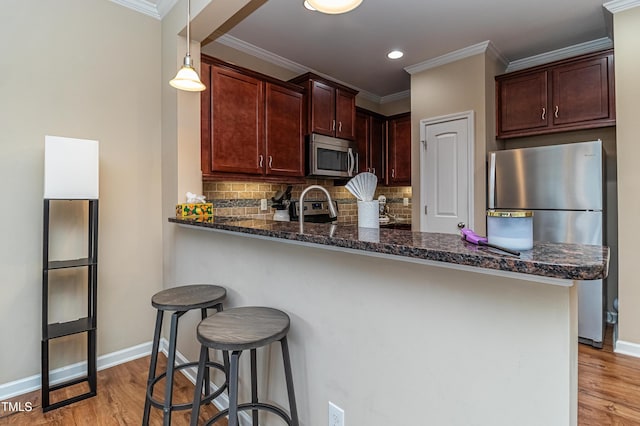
[203,179,412,224]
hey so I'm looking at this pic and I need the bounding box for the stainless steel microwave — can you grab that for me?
[307,133,358,178]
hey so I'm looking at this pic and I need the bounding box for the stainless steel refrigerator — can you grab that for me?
[488,140,605,347]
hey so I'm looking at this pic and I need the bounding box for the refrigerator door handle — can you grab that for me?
[488,152,496,209]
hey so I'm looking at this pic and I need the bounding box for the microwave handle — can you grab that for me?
[355,152,359,175]
[347,148,355,177]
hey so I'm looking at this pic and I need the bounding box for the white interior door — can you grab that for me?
[420,114,473,234]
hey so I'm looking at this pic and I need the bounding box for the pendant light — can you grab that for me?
[306,0,363,14]
[170,0,205,92]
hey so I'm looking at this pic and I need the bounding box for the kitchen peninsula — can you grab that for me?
[170,216,609,426]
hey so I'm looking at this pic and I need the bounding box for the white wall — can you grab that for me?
[0,0,162,382]
[173,227,577,426]
[611,5,640,348]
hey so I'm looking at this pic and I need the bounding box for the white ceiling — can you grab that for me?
[117,0,622,101]
[217,0,614,99]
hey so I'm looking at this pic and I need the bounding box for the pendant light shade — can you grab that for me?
[170,0,205,92]
[306,0,363,14]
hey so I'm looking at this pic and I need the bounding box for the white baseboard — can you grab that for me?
[1,339,251,424]
[614,338,640,358]
[0,340,152,400]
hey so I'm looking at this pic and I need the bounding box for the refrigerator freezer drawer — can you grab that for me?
[532,210,602,245]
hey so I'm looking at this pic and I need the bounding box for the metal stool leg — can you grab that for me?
[143,309,164,425]
[251,349,258,425]
[163,311,183,426]
[281,337,299,426]
[228,351,242,426]
[200,308,211,398]
[214,302,230,392]
[190,345,209,426]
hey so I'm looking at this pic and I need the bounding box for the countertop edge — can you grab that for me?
[169,217,609,285]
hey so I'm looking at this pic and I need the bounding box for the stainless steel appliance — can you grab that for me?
[289,200,339,223]
[307,133,357,178]
[488,140,605,347]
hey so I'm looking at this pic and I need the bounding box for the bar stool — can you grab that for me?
[143,284,228,426]
[190,306,299,426]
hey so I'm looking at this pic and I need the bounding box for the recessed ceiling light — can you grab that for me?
[306,0,363,14]
[303,1,316,11]
[387,50,404,60]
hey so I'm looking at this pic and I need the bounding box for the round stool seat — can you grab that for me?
[197,307,290,351]
[151,284,226,311]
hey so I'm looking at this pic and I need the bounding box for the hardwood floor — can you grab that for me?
[579,327,640,425]
[0,355,226,426]
[2,328,640,425]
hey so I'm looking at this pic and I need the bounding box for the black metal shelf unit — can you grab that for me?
[42,199,98,412]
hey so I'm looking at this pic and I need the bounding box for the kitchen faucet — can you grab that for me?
[298,185,338,233]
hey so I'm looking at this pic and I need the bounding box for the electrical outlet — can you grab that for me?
[329,401,344,426]
[260,198,268,211]
[403,197,409,206]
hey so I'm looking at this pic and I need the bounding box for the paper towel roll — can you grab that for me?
[357,200,379,229]
[358,227,380,242]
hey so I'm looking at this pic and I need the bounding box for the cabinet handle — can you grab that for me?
[332,120,336,131]
[268,156,273,169]
[541,107,546,120]
[259,154,263,168]
[392,168,395,178]
[339,122,343,132]
[554,105,559,118]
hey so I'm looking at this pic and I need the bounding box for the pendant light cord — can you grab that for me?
[186,0,191,57]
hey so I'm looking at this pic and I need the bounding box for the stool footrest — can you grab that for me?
[204,402,293,426]
[146,360,227,411]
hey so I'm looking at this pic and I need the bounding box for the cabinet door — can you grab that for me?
[497,71,548,135]
[370,115,385,181]
[355,110,370,174]
[387,114,411,185]
[552,56,611,126]
[211,66,264,174]
[335,89,356,140]
[310,80,335,137]
[265,83,304,177]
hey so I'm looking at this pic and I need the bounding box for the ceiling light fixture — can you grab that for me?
[306,0,363,14]
[170,0,205,92]
[303,1,317,11]
[387,50,404,60]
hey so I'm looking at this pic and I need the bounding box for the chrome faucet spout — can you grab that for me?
[298,185,337,233]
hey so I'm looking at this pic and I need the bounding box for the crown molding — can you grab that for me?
[216,34,309,74]
[604,0,640,13]
[404,40,506,75]
[505,37,613,72]
[156,0,180,18]
[380,90,411,104]
[109,0,161,19]
[215,34,408,104]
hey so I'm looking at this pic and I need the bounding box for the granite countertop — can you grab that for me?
[170,216,609,281]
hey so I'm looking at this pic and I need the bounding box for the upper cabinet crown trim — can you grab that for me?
[506,37,614,73]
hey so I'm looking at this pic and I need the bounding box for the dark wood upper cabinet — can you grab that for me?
[496,49,615,139]
[498,71,548,134]
[290,73,358,140]
[265,83,304,177]
[552,56,611,126]
[387,112,411,186]
[356,107,385,181]
[201,55,305,181]
[335,88,356,140]
[211,66,264,175]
